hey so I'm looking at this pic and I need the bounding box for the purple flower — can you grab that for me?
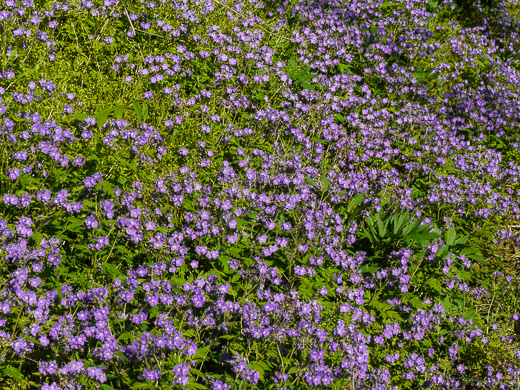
[85,215,99,229]
[143,368,161,381]
[7,168,20,180]
[212,380,231,390]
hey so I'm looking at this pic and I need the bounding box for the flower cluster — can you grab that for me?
[1,0,520,389]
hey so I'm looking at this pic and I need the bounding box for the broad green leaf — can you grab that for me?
[133,102,142,122]
[301,81,314,91]
[142,103,149,122]
[305,176,320,190]
[73,112,88,121]
[320,173,330,192]
[114,105,126,119]
[376,215,386,238]
[454,235,469,245]
[442,295,451,313]
[95,107,113,130]
[446,226,456,246]
[347,194,365,213]
[394,211,410,234]
[360,264,380,274]
[402,216,425,236]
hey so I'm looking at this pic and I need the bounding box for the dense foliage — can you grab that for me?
[1,0,520,389]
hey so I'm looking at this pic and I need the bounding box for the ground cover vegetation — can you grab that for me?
[1,0,520,388]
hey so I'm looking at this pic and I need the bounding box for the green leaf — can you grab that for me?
[454,235,469,245]
[402,216,425,236]
[436,246,448,259]
[102,180,115,196]
[338,63,352,74]
[131,383,156,389]
[192,345,211,362]
[427,278,443,293]
[3,366,23,381]
[95,107,114,130]
[114,105,126,119]
[102,262,127,280]
[442,295,451,313]
[101,385,117,390]
[133,102,143,122]
[301,81,314,91]
[360,264,380,274]
[142,103,149,122]
[405,230,440,247]
[410,296,428,310]
[320,173,330,192]
[182,199,194,211]
[394,211,410,234]
[190,368,205,378]
[117,333,133,342]
[73,112,88,122]
[187,381,208,390]
[347,194,366,213]
[305,176,320,190]
[384,310,402,322]
[446,226,457,246]
[376,215,386,238]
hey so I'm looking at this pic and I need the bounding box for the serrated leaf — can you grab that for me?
[187,381,208,390]
[410,296,428,310]
[249,361,265,377]
[428,278,443,293]
[192,345,211,361]
[190,368,205,378]
[102,263,127,280]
